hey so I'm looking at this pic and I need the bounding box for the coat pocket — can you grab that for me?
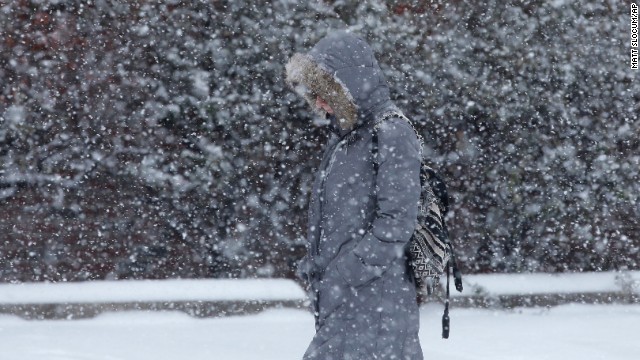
[334,249,385,289]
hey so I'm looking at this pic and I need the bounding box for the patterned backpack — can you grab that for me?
[373,110,463,338]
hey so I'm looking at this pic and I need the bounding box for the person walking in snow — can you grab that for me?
[286,30,423,360]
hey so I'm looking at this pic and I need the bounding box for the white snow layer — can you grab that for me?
[0,273,638,359]
[0,304,638,360]
[455,270,640,297]
[0,278,306,304]
[0,271,637,304]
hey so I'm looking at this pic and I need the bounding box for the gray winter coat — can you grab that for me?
[286,31,423,360]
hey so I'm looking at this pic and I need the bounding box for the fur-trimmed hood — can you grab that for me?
[285,30,394,135]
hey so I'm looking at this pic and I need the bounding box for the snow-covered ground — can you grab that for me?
[0,303,638,360]
[0,273,638,359]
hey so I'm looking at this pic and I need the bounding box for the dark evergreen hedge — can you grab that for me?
[0,0,637,281]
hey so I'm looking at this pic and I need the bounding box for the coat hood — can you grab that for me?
[285,30,394,136]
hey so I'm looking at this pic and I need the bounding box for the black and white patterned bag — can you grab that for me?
[410,163,453,290]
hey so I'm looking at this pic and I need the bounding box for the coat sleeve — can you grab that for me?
[334,118,421,288]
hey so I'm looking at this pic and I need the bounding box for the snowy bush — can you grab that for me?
[0,0,637,281]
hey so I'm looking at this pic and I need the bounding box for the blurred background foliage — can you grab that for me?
[0,0,638,282]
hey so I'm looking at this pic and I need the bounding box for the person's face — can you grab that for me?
[315,96,334,114]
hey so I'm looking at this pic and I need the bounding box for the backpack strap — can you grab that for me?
[374,109,425,160]
[372,110,463,339]
[443,264,450,338]
[372,127,379,178]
